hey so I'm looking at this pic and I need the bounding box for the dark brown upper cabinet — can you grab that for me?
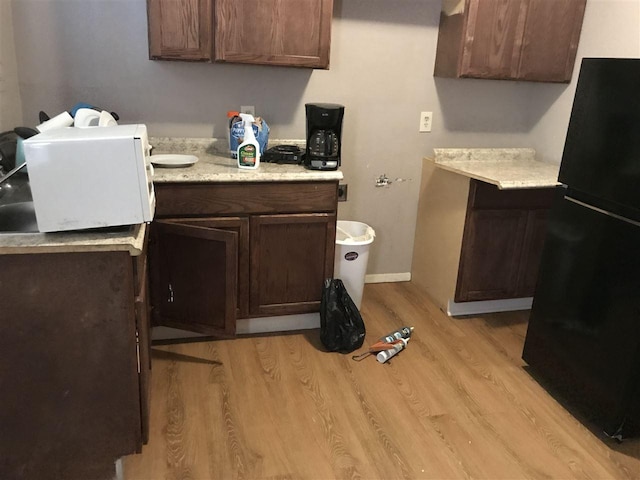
[434,0,587,83]
[147,0,334,69]
[147,0,212,61]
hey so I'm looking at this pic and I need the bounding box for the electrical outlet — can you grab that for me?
[419,111,433,133]
[337,184,348,202]
[240,105,255,116]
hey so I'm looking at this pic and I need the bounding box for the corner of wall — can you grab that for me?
[0,0,24,130]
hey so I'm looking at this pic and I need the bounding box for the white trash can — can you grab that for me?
[334,220,376,309]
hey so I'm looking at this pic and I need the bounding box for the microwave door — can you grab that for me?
[133,134,155,222]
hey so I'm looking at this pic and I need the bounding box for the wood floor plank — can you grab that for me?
[124,282,640,479]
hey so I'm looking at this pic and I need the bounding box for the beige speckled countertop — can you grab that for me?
[0,137,342,254]
[151,137,343,183]
[429,148,560,189]
[0,223,146,255]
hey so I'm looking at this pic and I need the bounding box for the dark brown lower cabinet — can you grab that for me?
[516,209,550,295]
[454,180,554,302]
[250,213,336,317]
[150,220,239,336]
[150,181,338,336]
[0,247,151,479]
[456,209,528,301]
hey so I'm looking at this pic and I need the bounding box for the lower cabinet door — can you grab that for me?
[455,209,528,302]
[134,259,151,447]
[516,209,550,297]
[250,213,336,316]
[159,217,250,318]
[150,220,238,335]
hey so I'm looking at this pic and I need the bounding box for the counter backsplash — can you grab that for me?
[150,137,306,156]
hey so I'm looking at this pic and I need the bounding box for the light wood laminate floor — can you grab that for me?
[124,282,640,479]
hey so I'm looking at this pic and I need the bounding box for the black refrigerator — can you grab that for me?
[522,58,640,440]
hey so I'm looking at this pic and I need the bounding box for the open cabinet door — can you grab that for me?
[150,221,237,336]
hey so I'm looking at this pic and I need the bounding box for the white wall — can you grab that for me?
[9,0,640,276]
[528,0,640,163]
[0,0,22,131]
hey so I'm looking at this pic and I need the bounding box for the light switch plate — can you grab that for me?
[240,106,255,116]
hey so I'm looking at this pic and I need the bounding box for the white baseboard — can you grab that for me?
[151,275,411,341]
[365,272,411,283]
[152,313,321,340]
[447,297,533,317]
[236,313,320,335]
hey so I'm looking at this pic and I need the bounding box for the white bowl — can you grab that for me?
[74,108,100,127]
[98,110,118,127]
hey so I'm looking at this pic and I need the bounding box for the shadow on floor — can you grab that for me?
[151,348,223,366]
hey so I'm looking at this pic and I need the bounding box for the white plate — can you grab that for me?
[151,154,199,168]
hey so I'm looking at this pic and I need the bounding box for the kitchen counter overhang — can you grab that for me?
[0,223,147,256]
[429,148,560,189]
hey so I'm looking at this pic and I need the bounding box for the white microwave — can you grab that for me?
[23,124,155,232]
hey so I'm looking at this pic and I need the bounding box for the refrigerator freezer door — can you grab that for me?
[523,191,640,436]
[559,58,640,211]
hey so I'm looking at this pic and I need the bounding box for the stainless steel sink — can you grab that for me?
[0,165,38,233]
[0,201,39,233]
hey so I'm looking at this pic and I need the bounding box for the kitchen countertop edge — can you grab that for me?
[0,137,344,254]
[426,148,561,190]
[0,223,146,256]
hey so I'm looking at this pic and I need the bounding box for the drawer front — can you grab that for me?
[155,181,338,217]
[468,180,556,210]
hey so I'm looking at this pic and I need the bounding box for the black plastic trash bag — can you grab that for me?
[320,278,366,353]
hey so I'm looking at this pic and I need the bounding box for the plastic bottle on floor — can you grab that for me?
[379,326,414,343]
[376,338,409,363]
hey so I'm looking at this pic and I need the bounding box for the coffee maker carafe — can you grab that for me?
[304,103,344,170]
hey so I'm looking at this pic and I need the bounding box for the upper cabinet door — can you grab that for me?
[459,0,526,80]
[434,0,586,83]
[214,0,334,68]
[517,0,587,82]
[147,0,212,61]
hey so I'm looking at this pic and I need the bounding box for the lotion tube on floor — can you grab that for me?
[376,338,409,363]
[379,326,414,343]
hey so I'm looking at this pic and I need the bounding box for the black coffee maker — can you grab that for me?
[304,103,344,170]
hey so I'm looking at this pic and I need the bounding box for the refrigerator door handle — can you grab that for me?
[565,195,640,228]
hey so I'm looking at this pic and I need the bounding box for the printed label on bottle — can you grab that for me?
[239,144,256,166]
[231,122,259,141]
[344,252,358,261]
